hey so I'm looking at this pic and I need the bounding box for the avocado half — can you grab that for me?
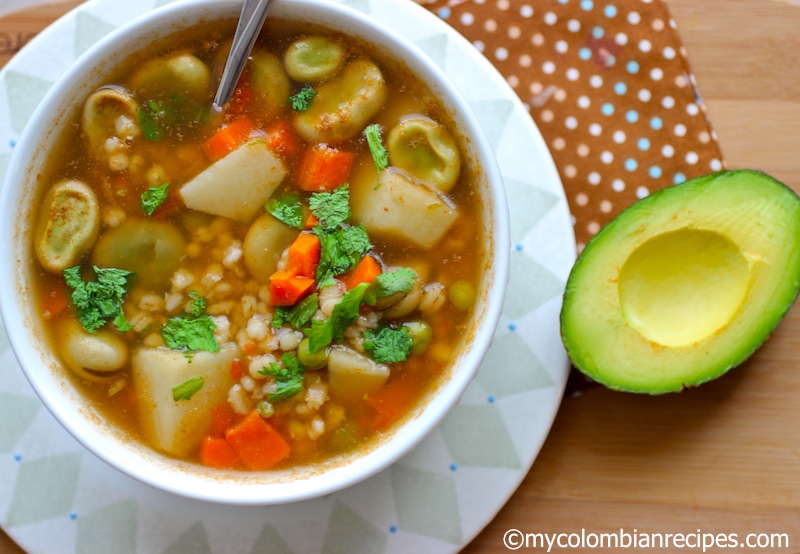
[561,170,800,394]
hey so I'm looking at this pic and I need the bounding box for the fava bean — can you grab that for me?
[387,116,461,193]
[284,35,345,83]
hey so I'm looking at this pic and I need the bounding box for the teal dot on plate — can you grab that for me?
[626,110,639,123]
[626,60,639,74]
[649,165,662,178]
[558,0,569,4]
[604,4,617,17]
[614,82,627,95]
[390,525,398,533]
[579,47,592,60]
[625,158,638,171]
[581,0,594,10]
[69,512,78,520]
[674,172,686,184]
[592,26,604,39]
[437,7,451,18]
[637,137,650,151]
[601,103,614,116]
[650,116,663,130]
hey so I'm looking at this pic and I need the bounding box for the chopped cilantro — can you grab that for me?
[308,186,351,232]
[364,124,389,172]
[304,282,370,352]
[259,353,305,402]
[138,100,166,141]
[363,326,413,364]
[188,290,206,317]
[64,265,134,333]
[272,306,289,329]
[161,291,219,353]
[140,182,169,216]
[286,293,319,329]
[365,267,417,304]
[267,193,304,229]
[315,225,372,287]
[288,84,316,112]
[172,376,204,401]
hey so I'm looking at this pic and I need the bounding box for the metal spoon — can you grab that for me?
[213,0,274,109]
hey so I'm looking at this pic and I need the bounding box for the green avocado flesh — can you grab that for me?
[561,170,800,394]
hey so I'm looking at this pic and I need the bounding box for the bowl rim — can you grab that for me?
[0,0,510,505]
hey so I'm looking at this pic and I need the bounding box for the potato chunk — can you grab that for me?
[328,346,389,402]
[132,343,239,457]
[351,169,458,249]
[179,139,286,222]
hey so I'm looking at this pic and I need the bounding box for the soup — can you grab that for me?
[31,20,485,471]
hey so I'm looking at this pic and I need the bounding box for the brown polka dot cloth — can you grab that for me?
[416,0,724,249]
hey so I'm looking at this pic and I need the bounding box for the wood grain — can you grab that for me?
[2,0,800,552]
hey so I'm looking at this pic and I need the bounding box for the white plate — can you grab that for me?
[0,0,575,551]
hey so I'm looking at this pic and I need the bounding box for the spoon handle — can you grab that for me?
[214,0,274,108]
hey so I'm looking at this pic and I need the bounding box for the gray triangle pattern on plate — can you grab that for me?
[440,404,521,469]
[162,521,212,554]
[249,523,294,554]
[322,500,387,554]
[0,393,41,453]
[76,499,137,554]
[412,33,449,70]
[390,464,462,545]
[505,177,561,243]
[75,10,118,58]
[505,251,565,319]
[468,99,515,150]
[477,332,554,398]
[1,71,55,134]
[4,451,82,527]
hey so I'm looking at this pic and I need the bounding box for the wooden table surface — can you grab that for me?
[2,0,799,552]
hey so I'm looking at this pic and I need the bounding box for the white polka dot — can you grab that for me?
[508,26,522,39]
[661,95,675,109]
[674,123,687,137]
[652,18,665,31]
[566,68,580,81]
[663,46,676,59]
[612,178,625,192]
[627,11,641,24]
[600,150,614,164]
[532,33,545,46]
[686,151,699,164]
[507,75,519,88]
[600,199,613,213]
[461,12,475,25]
[565,116,578,130]
[495,47,509,61]
[575,192,588,205]
[529,81,543,94]
[577,144,590,157]
[613,130,626,144]
[484,19,497,32]
[675,74,689,87]
[473,40,485,52]
[565,165,578,178]
[497,0,510,10]
[615,32,629,46]
[589,123,602,136]
[542,60,556,74]
[669,18,678,28]
[552,137,566,150]
[519,54,532,67]
[554,88,567,102]
[540,109,554,122]
[698,130,711,143]
[710,158,723,171]
[588,171,601,185]
[544,11,558,25]
[589,75,603,88]
[687,103,699,116]
[636,186,650,199]
[661,144,675,158]
[638,88,651,102]
[639,39,652,53]
[650,67,664,81]
[520,5,534,18]
[567,19,581,32]
[577,95,591,109]
[555,40,568,54]
[587,221,601,235]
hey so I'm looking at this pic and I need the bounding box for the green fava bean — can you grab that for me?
[387,116,461,193]
[297,338,328,370]
[284,35,345,83]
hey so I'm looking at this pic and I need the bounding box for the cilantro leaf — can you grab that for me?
[272,307,289,329]
[363,326,413,364]
[140,182,169,216]
[304,282,370,352]
[308,186,351,232]
[267,193,304,229]
[286,293,319,329]
[138,100,166,141]
[288,84,316,112]
[64,265,134,333]
[188,290,206,317]
[315,225,372,287]
[259,353,305,402]
[365,267,417,305]
[161,291,218,352]
[172,376,204,401]
[364,124,389,172]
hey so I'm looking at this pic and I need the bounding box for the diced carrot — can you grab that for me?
[210,403,237,437]
[265,119,301,158]
[230,358,246,381]
[269,270,316,306]
[342,255,381,290]
[202,117,256,161]
[42,282,69,320]
[366,375,418,431]
[296,143,355,192]
[287,232,321,279]
[225,410,291,470]
[200,436,241,469]
[304,212,319,229]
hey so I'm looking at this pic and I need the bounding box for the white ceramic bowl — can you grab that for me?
[0,0,509,505]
